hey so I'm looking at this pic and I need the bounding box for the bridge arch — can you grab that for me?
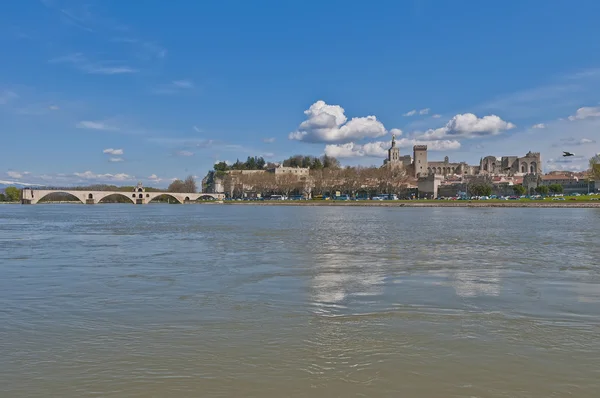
[196,194,218,201]
[96,192,136,204]
[145,193,184,204]
[36,191,86,204]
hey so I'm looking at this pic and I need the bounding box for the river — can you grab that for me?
[1,205,599,397]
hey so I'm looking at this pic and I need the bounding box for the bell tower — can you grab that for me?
[388,133,400,164]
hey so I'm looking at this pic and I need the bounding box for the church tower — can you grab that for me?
[387,134,400,164]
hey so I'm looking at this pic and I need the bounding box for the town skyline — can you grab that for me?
[2,1,600,188]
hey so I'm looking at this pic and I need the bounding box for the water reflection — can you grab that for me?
[1,205,600,397]
[450,269,502,298]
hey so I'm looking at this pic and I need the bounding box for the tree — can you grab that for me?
[4,186,20,202]
[590,154,600,180]
[535,185,549,195]
[311,157,323,170]
[512,185,526,195]
[321,155,340,169]
[469,182,492,197]
[182,175,197,193]
[0,193,6,202]
[168,179,185,192]
[548,183,564,194]
[231,159,246,170]
[245,156,257,170]
[214,161,229,172]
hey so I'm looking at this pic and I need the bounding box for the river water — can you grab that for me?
[1,205,599,397]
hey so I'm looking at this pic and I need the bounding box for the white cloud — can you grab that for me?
[432,114,442,119]
[148,174,162,182]
[73,171,133,181]
[175,150,194,157]
[6,171,30,179]
[532,123,546,129]
[561,137,596,146]
[48,104,59,110]
[172,80,193,89]
[50,53,138,75]
[419,108,430,115]
[403,110,417,117]
[154,80,194,94]
[0,90,18,105]
[215,160,231,165]
[193,126,202,133]
[289,100,388,143]
[0,179,43,187]
[546,160,584,172]
[108,157,124,162]
[418,113,515,140]
[263,137,276,143]
[77,121,119,131]
[102,148,124,155]
[324,138,461,158]
[568,106,600,121]
[389,128,403,136]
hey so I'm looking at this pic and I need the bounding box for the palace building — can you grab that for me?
[382,139,542,178]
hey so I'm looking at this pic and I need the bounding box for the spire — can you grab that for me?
[391,133,396,147]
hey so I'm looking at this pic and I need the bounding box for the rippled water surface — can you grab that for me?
[1,204,600,397]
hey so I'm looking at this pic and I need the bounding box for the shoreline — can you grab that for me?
[5,201,600,208]
[221,200,600,208]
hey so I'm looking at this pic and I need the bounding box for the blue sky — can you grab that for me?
[2,0,600,187]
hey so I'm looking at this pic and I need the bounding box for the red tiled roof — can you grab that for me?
[541,174,575,181]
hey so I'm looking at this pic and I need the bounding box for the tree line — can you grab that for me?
[222,166,411,198]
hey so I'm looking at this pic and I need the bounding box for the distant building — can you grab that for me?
[382,140,542,179]
[383,134,412,169]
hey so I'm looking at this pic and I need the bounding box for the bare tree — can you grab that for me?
[183,175,198,193]
[168,179,185,192]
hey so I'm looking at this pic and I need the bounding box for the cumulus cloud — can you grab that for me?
[389,128,403,136]
[432,114,442,119]
[77,121,119,131]
[148,174,162,182]
[324,138,461,158]
[48,104,60,110]
[73,171,133,181]
[418,113,515,140]
[289,100,388,143]
[532,123,545,129]
[108,157,124,162]
[403,110,417,117]
[568,106,600,121]
[103,148,124,155]
[263,137,276,143]
[419,108,430,115]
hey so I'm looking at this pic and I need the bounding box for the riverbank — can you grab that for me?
[221,200,600,208]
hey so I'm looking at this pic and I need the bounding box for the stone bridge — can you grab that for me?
[21,188,224,205]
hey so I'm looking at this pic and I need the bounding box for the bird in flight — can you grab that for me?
[563,151,575,157]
